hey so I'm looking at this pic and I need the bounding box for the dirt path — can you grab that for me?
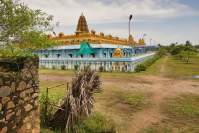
[126,56,199,133]
[160,56,168,74]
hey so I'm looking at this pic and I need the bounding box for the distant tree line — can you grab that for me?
[158,41,198,63]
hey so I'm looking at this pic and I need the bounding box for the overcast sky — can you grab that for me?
[20,0,199,45]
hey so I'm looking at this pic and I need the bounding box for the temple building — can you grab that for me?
[37,14,154,72]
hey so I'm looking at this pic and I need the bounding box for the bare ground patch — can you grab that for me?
[39,65,199,133]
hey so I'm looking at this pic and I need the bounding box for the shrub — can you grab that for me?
[99,66,104,72]
[39,91,62,126]
[135,54,162,73]
[74,64,79,71]
[74,113,117,133]
[40,65,46,69]
[61,65,66,70]
[52,66,56,70]
[135,64,146,72]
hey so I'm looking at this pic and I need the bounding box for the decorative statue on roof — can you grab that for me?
[128,34,136,45]
[113,48,123,58]
[139,38,145,45]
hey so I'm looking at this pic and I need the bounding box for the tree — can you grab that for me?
[175,43,198,63]
[178,50,197,63]
[170,45,184,55]
[194,45,199,50]
[185,40,192,46]
[0,0,56,56]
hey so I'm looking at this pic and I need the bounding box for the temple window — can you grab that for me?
[68,54,73,58]
[44,54,49,58]
[56,54,61,58]
[80,54,83,58]
[91,53,95,58]
[110,53,112,57]
[103,53,106,57]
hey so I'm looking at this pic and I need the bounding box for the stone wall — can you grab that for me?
[0,57,40,133]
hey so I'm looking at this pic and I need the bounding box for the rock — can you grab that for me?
[0,86,11,97]
[26,123,32,130]
[7,101,15,109]
[17,81,26,91]
[19,91,26,98]
[24,104,32,112]
[2,97,10,104]
[0,118,5,123]
[16,110,21,117]
[4,81,11,86]
[24,96,31,102]
[23,116,30,123]
[21,69,32,80]
[32,93,38,99]
[0,103,2,111]
[0,127,7,133]
[0,78,3,86]
[26,80,33,89]
[10,82,15,93]
[6,112,14,120]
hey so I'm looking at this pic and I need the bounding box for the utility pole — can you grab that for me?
[129,14,133,38]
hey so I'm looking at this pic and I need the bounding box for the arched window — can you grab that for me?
[103,53,106,57]
[44,54,49,58]
[68,54,72,58]
[91,53,95,58]
[56,54,61,58]
[110,53,112,57]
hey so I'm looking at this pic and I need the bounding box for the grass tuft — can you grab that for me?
[120,92,148,110]
[163,93,199,121]
[74,112,117,133]
[141,125,172,133]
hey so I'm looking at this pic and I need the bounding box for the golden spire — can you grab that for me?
[76,13,89,35]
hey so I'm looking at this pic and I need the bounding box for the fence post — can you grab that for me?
[67,82,69,91]
[44,87,49,124]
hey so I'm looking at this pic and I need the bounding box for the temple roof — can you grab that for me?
[49,14,145,46]
[76,14,89,34]
[77,41,94,55]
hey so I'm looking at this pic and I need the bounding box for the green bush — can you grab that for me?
[135,54,162,73]
[39,91,62,126]
[135,64,146,72]
[99,66,104,72]
[52,66,56,70]
[74,113,117,133]
[61,65,66,70]
[74,64,79,71]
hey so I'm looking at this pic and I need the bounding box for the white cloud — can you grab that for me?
[20,0,198,23]
[19,0,199,44]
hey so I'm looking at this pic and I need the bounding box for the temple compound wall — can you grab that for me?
[0,57,40,133]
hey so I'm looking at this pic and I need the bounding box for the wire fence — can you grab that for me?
[43,82,70,124]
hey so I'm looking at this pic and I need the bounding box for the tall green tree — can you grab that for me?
[0,0,56,56]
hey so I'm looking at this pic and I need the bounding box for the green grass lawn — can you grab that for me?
[144,55,199,78]
[142,93,199,133]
